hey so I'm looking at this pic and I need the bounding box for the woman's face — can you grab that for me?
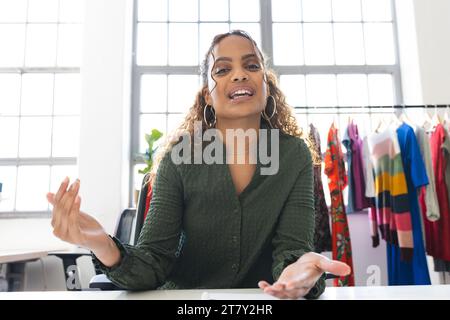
[204,35,269,122]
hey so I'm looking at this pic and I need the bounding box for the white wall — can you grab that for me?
[0,0,134,291]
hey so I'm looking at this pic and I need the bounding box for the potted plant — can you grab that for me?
[134,129,163,205]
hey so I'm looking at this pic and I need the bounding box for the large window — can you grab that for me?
[132,0,401,205]
[0,0,84,217]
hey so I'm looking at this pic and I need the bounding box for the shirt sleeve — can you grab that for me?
[271,139,325,299]
[92,151,184,290]
[408,128,429,188]
[415,128,440,221]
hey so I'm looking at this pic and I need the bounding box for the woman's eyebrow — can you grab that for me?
[215,53,259,63]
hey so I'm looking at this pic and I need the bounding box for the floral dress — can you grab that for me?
[309,124,332,253]
[324,123,355,286]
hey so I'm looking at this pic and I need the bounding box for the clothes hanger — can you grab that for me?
[431,104,442,127]
[444,104,450,126]
[399,103,415,127]
[422,104,433,130]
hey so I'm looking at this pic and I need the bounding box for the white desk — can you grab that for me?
[0,249,49,264]
[0,285,449,300]
[0,246,88,264]
[0,246,90,291]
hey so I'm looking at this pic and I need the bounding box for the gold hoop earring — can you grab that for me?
[203,104,216,128]
[262,95,277,121]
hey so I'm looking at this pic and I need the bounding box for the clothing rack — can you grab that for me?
[294,104,450,110]
[293,104,450,115]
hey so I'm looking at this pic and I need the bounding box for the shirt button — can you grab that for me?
[231,264,238,271]
[232,236,238,243]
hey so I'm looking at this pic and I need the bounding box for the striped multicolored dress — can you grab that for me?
[367,126,414,261]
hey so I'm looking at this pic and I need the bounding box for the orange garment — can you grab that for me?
[324,123,355,287]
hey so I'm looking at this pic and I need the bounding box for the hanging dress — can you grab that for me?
[427,124,450,262]
[367,126,414,263]
[324,123,355,286]
[309,124,332,253]
[342,126,356,213]
[386,123,430,285]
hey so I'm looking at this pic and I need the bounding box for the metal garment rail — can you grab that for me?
[292,104,450,114]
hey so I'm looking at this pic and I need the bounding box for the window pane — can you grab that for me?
[168,23,198,66]
[0,24,26,67]
[303,23,334,65]
[306,75,337,107]
[337,74,369,106]
[271,0,302,22]
[137,23,167,65]
[230,0,260,22]
[200,0,228,21]
[0,117,19,157]
[302,0,332,22]
[368,74,394,105]
[332,0,362,22]
[272,23,303,65]
[54,74,81,115]
[167,114,186,134]
[334,23,365,65]
[169,0,198,22]
[364,23,395,65]
[138,0,167,21]
[362,0,392,22]
[16,165,50,211]
[279,75,306,107]
[140,114,167,153]
[168,75,199,113]
[0,74,21,115]
[27,0,59,23]
[21,73,54,116]
[229,23,261,49]
[141,74,167,113]
[52,116,80,157]
[59,0,85,23]
[18,117,52,157]
[0,0,27,22]
[294,113,308,131]
[57,24,82,67]
[25,24,58,67]
[0,166,17,211]
[199,23,229,63]
[50,165,78,195]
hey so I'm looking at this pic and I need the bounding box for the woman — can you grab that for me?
[47,30,350,299]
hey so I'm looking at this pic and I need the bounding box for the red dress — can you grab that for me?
[426,124,450,260]
[324,123,355,286]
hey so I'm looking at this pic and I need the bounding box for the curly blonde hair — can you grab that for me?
[147,30,317,186]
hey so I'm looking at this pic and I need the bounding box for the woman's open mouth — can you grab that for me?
[228,88,255,104]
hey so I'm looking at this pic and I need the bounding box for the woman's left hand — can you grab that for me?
[258,252,351,299]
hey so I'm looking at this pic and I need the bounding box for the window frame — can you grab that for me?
[130,0,403,207]
[0,0,82,218]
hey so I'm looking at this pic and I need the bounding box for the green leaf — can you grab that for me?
[139,128,164,176]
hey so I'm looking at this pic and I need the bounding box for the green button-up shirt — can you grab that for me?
[93,124,326,299]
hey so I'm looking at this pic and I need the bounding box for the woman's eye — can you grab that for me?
[215,68,228,75]
[248,64,261,70]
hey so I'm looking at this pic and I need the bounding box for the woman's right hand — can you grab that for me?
[47,177,108,251]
